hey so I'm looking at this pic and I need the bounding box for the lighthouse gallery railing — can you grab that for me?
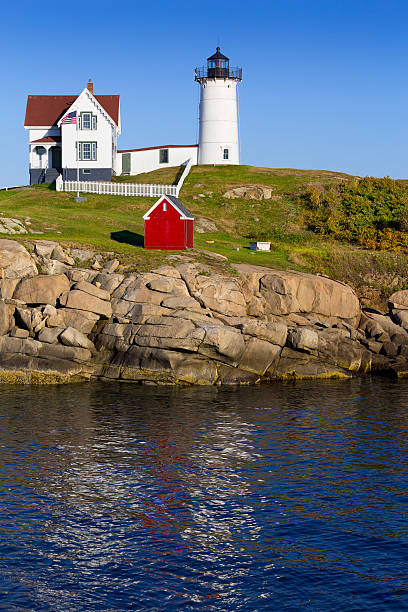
[194,66,242,80]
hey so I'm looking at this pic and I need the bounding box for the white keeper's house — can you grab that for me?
[24,47,242,185]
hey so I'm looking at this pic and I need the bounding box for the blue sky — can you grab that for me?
[0,0,406,188]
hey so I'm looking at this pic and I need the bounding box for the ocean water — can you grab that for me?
[0,378,407,611]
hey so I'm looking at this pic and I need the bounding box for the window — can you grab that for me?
[78,112,97,130]
[83,143,91,160]
[163,202,167,211]
[223,148,229,160]
[82,113,91,129]
[77,142,97,161]
[159,149,169,164]
[83,169,91,174]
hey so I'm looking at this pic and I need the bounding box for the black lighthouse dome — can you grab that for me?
[194,47,242,81]
[207,47,230,78]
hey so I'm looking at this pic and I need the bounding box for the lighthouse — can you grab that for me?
[195,47,242,165]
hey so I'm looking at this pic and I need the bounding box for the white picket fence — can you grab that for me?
[56,158,193,198]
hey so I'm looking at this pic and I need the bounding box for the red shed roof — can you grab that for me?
[143,195,194,220]
[24,94,120,126]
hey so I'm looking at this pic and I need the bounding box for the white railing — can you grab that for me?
[56,158,193,198]
[175,158,193,196]
[58,179,177,197]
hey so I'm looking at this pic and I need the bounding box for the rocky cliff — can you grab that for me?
[0,238,407,384]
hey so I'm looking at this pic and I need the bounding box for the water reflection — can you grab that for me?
[0,380,408,609]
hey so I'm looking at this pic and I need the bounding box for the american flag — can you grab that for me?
[61,111,77,125]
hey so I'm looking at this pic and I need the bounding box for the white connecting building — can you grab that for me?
[24,48,242,185]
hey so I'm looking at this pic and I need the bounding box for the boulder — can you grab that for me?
[146,276,188,295]
[38,327,64,344]
[196,322,245,365]
[236,267,361,326]
[92,272,124,294]
[0,279,19,299]
[364,318,390,341]
[388,290,408,310]
[0,353,75,384]
[58,308,100,334]
[120,346,218,385]
[112,274,139,299]
[0,302,14,335]
[223,185,273,200]
[217,364,260,385]
[13,274,69,306]
[43,305,66,328]
[132,332,204,353]
[51,245,74,265]
[381,341,399,358]
[152,265,182,279]
[73,281,110,302]
[0,218,28,235]
[135,316,195,339]
[288,328,318,352]
[195,218,218,233]
[65,269,98,284]
[59,327,95,351]
[0,336,41,356]
[9,328,29,339]
[361,339,383,353]
[237,320,287,346]
[59,290,112,318]
[369,313,408,338]
[191,275,247,317]
[103,259,120,273]
[15,307,43,332]
[70,248,95,262]
[273,353,351,380]
[126,303,167,323]
[41,260,69,276]
[34,240,58,258]
[238,338,281,374]
[160,295,202,311]
[37,343,92,363]
[0,240,37,279]
[318,330,371,372]
[390,310,408,333]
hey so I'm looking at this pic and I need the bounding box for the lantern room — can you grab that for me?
[207,47,230,78]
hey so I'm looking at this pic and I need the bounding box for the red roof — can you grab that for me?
[118,144,198,153]
[24,94,120,126]
[30,136,61,144]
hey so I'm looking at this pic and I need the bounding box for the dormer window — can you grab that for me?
[78,112,97,130]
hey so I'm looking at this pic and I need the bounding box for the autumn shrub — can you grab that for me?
[299,177,408,250]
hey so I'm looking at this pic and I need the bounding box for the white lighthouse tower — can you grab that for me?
[195,47,242,165]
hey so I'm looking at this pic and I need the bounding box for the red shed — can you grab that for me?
[143,195,194,250]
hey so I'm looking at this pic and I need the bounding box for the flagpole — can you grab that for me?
[76,112,79,198]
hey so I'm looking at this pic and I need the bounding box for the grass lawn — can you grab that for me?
[1,164,407,306]
[112,166,182,185]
